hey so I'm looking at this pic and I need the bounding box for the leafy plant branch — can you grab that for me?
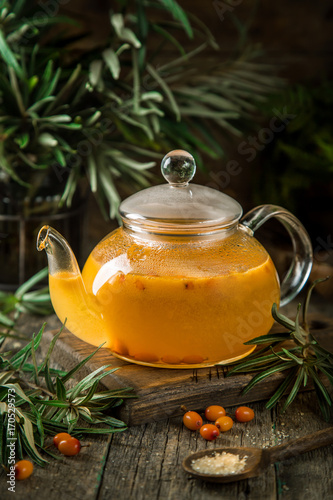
[0,323,134,467]
[227,278,333,421]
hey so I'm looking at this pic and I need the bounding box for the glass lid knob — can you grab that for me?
[161,150,196,187]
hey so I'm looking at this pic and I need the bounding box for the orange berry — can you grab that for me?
[205,405,226,421]
[200,424,220,441]
[182,355,204,364]
[53,432,72,448]
[14,460,33,480]
[235,406,255,422]
[58,437,81,456]
[183,411,203,431]
[215,416,233,432]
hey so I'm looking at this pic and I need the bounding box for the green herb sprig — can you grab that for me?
[0,268,53,341]
[228,278,333,421]
[0,324,134,467]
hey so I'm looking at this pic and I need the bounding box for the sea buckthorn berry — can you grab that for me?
[183,411,203,431]
[200,424,220,441]
[182,355,204,364]
[14,460,33,480]
[235,406,255,422]
[53,432,72,448]
[205,405,226,421]
[215,416,234,432]
[58,437,81,456]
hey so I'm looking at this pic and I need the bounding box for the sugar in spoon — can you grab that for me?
[182,427,333,483]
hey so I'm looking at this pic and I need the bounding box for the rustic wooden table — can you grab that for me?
[1,298,333,500]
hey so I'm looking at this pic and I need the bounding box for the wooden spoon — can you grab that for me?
[182,427,333,483]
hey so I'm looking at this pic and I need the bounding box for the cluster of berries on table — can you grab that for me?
[182,405,254,441]
[53,432,81,456]
[13,433,82,481]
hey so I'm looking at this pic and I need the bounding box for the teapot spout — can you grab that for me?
[37,226,109,347]
[37,225,81,277]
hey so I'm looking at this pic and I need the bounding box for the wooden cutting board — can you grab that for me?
[41,314,333,426]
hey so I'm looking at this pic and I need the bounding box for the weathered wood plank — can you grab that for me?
[98,400,277,500]
[274,392,333,500]
[1,394,331,500]
[0,432,111,500]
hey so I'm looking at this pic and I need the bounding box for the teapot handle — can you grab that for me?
[241,205,313,306]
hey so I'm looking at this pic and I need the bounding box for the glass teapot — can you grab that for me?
[37,150,313,368]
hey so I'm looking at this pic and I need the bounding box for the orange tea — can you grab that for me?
[49,228,280,368]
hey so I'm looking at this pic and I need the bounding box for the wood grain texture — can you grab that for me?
[40,314,333,426]
[274,392,333,500]
[1,396,332,500]
[1,308,333,500]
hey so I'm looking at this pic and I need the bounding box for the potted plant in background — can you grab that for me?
[0,0,281,288]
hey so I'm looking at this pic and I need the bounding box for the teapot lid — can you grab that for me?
[119,150,242,233]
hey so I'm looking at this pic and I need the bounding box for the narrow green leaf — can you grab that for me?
[15,268,48,298]
[14,132,29,149]
[41,114,72,123]
[318,366,333,387]
[30,334,39,385]
[38,132,58,147]
[35,400,69,408]
[265,368,298,409]
[3,384,33,405]
[89,59,103,88]
[45,64,81,114]
[85,110,101,127]
[314,381,331,422]
[281,367,304,412]
[271,303,297,331]
[293,303,307,344]
[151,23,186,55]
[66,407,79,434]
[227,353,280,374]
[60,168,78,207]
[0,30,23,77]
[102,48,120,79]
[61,344,106,384]
[158,0,193,38]
[38,325,64,375]
[242,362,293,394]
[54,147,67,167]
[16,409,47,464]
[309,367,332,406]
[9,324,45,369]
[0,371,15,386]
[0,312,15,327]
[8,66,25,116]
[116,112,154,140]
[69,365,116,401]
[147,64,180,121]
[44,362,55,393]
[281,347,303,365]
[111,14,141,48]
[77,380,99,405]
[30,406,44,447]
[132,48,140,114]
[303,278,330,328]
[87,154,98,192]
[56,377,67,402]
[244,333,292,345]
